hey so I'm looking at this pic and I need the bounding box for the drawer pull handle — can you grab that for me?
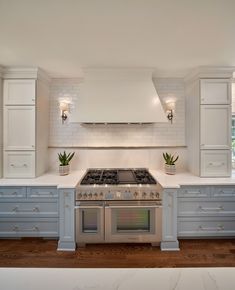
[13,226,39,232]
[208,162,225,167]
[199,225,224,231]
[35,192,53,196]
[10,164,28,168]
[198,205,224,211]
[12,206,39,212]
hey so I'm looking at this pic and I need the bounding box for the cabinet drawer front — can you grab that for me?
[178,199,235,216]
[178,187,210,198]
[4,79,36,105]
[212,187,235,198]
[27,187,58,199]
[0,187,26,199]
[200,79,231,105]
[178,217,235,237]
[4,151,35,178]
[200,150,231,177]
[4,106,35,150]
[0,202,58,217]
[0,218,58,237]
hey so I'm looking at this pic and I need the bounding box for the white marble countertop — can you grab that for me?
[0,170,85,188]
[1,169,235,189]
[0,267,235,290]
[150,170,235,189]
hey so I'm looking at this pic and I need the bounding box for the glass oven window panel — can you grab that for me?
[113,208,153,233]
[81,209,98,233]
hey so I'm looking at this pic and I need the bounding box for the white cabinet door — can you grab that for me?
[200,150,231,177]
[4,106,35,150]
[200,105,231,150]
[4,151,35,178]
[200,79,231,104]
[4,80,36,105]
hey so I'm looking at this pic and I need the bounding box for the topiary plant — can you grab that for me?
[58,151,75,166]
[163,152,179,165]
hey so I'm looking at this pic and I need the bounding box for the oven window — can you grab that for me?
[82,209,98,233]
[115,208,150,232]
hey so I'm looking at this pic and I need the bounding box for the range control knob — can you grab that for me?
[100,192,104,198]
[77,193,82,199]
[150,192,155,198]
[155,192,160,199]
[94,193,98,198]
[142,192,147,198]
[88,193,93,199]
[83,193,87,199]
[134,191,138,198]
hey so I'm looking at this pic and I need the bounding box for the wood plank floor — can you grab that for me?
[0,238,235,268]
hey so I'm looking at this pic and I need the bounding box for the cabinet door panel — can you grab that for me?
[4,79,36,105]
[200,150,231,177]
[4,151,35,178]
[200,105,230,150]
[200,79,231,104]
[4,106,35,150]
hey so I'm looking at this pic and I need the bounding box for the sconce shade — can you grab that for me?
[60,102,69,111]
[165,101,175,111]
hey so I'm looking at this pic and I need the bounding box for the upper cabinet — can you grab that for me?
[200,79,231,105]
[4,106,35,150]
[200,105,231,150]
[186,68,233,178]
[2,68,50,178]
[4,80,36,105]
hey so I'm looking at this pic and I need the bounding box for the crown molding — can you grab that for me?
[184,66,235,83]
[3,67,50,83]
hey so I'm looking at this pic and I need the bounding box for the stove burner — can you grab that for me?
[80,168,156,185]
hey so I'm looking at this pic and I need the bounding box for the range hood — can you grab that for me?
[70,69,167,124]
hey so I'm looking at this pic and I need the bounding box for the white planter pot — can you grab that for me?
[59,165,70,176]
[165,164,176,175]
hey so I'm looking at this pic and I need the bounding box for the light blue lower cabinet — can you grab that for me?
[0,186,59,238]
[178,217,235,237]
[177,185,235,238]
[161,189,179,251]
[57,188,76,251]
[0,218,59,237]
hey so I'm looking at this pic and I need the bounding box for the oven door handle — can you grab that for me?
[105,205,161,209]
[75,205,104,209]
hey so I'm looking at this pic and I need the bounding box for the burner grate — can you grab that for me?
[80,168,156,185]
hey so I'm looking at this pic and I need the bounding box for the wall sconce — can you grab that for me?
[59,101,69,124]
[165,101,175,124]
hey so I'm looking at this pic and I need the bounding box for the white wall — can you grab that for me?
[48,78,187,171]
[0,72,2,177]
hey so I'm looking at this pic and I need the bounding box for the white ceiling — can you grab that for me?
[0,0,235,77]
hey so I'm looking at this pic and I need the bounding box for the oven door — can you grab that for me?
[75,201,105,244]
[105,201,162,243]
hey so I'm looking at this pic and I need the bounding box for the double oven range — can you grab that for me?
[75,168,162,247]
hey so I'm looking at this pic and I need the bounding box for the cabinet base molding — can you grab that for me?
[160,240,179,251]
[57,241,76,251]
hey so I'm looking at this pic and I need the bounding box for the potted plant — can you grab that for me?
[163,152,179,175]
[58,151,75,176]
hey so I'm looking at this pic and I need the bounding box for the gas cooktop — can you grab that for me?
[80,168,156,185]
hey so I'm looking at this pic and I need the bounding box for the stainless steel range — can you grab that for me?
[75,168,162,247]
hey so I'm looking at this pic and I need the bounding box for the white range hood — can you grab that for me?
[70,69,167,124]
